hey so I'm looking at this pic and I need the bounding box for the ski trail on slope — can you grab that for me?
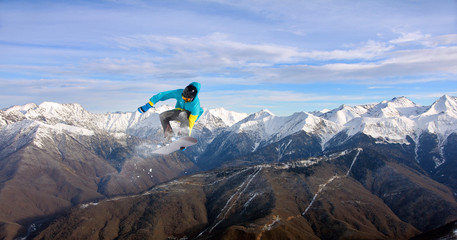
[346,148,361,176]
[197,167,262,237]
[257,149,363,239]
[210,167,262,232]
[414,133,421,163]
[302,175,340,216]
[302,148,362,216]
[207,167,251,186]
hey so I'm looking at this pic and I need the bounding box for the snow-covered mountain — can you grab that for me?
[2,95,457,166]
[194,95,456,167]
[213,109,341,155]
[0,95,456,164]
[316,96,456,145]
[0,102,246,149]
[2,95,457,239]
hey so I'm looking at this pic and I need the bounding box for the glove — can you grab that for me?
[138,101,153,113]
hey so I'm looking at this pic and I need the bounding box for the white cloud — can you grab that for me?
[389,30,432,46]
[115,33,396,65]
[3,29,456,87]
[115,33,300,64]
[306,40,394,60]
[433,34,457,45]
[383,46,457,73]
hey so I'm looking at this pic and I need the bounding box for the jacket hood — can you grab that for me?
[188,82,201,97]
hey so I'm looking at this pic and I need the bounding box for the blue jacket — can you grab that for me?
[149,82,204,132]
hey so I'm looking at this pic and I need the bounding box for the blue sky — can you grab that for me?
[1,0,456,116]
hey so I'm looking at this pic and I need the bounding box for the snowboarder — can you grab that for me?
[137,82,204,143]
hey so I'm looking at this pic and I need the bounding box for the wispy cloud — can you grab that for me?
[99,31,457,85]
[389,30,433,46]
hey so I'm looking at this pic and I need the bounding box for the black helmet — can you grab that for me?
[182,84,197,100]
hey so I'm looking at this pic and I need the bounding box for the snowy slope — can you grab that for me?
[315,104,373,125]
[338,97,421,144]
[227,109,342,151]
[198,107,249,130]
[365,97,421,118]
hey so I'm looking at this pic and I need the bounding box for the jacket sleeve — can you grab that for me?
[187,99,203,136]
[188,114,198,136]
[149,89,182,105]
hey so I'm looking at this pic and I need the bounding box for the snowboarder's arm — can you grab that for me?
[138,89,182,114]
[150,89,182,105]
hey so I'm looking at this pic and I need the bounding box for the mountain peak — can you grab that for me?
[36,102,88,114]
[200,107,248,128]
[4,103,38,113]
[206,107,248,120]
[241,109,274,122]
[390,96,415,106]
[438,94,457,105]
[336,104,352,111]
[258,109,274,116]
[424,94,457,116]
[39,101,64,108]
[366,97,419,118]
[319,104,363,125]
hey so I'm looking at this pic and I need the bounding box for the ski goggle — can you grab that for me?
[182,96,193,102]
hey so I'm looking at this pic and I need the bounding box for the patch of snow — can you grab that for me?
[80,202,99,209]
[243,193,259,208]
[52,123,94,136]
[262,215,281,231]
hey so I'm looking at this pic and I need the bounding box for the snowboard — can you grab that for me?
[152,136,198,155]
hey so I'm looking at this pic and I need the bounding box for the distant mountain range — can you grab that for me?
[1,95,456,239]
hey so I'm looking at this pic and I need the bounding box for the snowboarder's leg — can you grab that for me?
[176,110,191,136]
[160,110,181,141]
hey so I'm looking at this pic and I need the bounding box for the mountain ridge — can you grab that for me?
[1,95,457,239]
[3,95,457,147]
